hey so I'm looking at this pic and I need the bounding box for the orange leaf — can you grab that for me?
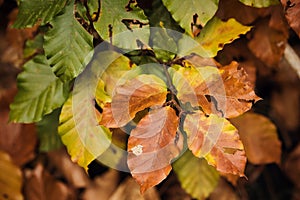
[184,111,246,176]
[127,106,182,193]
[100,74,167,128]
[170,62,260,118]
[230,112,282,165]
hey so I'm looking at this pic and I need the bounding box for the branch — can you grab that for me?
[284,43,300,78]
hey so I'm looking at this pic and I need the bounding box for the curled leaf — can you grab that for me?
[127,106,182,193]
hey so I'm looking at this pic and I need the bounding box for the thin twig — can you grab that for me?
[284,43,300,78]
[83,0,104,44]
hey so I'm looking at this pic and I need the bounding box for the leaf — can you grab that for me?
[37,109,63,152]
[0,150,23,200]
[239,0,279,7]
[184,110,246,176]
[58,95,112,170]
[162,0,219,36]
[100,74,167,128]
[169,62,261,118]
[44,1,93,82]
[94,0,148,40]
[230,112,282,164]
[281,0,300,38]
[97,51,136,97]
[197,17,252,57]
[127,106,181,193]
[13,0,68,28]
[9,55,69,123]
[173,150,219,200]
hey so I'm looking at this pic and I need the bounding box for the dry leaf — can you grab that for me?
[23,163,75,200]
[184,111,246,176]
[0,150,23,200]
[100,74,167,128]
[127,106,182,193]
[284,145,300,188]
[47,148,90,188]
[82,169,119,200]
[0,109,37,166]
[281,0,300,38]
[230,112,282,165]
[209,178,239,200]
[109,177,160,200]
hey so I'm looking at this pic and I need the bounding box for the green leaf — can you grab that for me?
[44,1,93,82]
[0,151,23,200]
[238,0,279,7]
[94,0,148,40]
[58,94,112,170]
[23,34,44,59]
[197,17,252,57]
[13,0,68,28]
[9,55,69,123]
[162,0,219,36]
[173,150,219,200]
[37,109,63,152]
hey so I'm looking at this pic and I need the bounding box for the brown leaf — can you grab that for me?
[109,177,160,200]
[23,163,76,200]
[47,148,90,188]
[0,150,23,200]
[127,106,182,193]
[184,111,246,176]
[201,62,261,118]
[209,178,239,200]
[0,109,37,166]
[81,169,119,200]
[248,17,288,67]
[281,0,300,38]
[100,74,167,128]
[284,145,300,188]
[1,9,38,67]
[230,112,282,165]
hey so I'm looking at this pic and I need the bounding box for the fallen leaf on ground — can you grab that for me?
[0,150,23,200]
[109,177,160,200]
[231,112,282,164]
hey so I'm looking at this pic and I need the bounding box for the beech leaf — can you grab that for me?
[0,150,23,200]
[281,0,300,38]
[100,74,167,128]
[58,95,112,170]
[173,150,219,200]
[169,62,260,118]
[127,106,182,193]
[184,111,246,176]
[162,0,219,36]
[230,112,282,164]
[197,17,252,57]
[239,0,279,7]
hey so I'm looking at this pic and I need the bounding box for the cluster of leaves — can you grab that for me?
[8,0,295,198]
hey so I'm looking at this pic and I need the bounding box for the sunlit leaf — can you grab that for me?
[239,0,279,7]
[13,0,68,28]
[127,106,181,193]
[173,150,219,200]
[9,55,69,123]
[37,109,63,152]
[162,0,219,36]
[94,0,148,39]
[58,95,112,170]
[184,111,246,176]
[0,150,23,200]
[230,112,282,164]
[44,0,93,82]
[100,74,167,128]
[197,17,252,57]
[169,62,260,118]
